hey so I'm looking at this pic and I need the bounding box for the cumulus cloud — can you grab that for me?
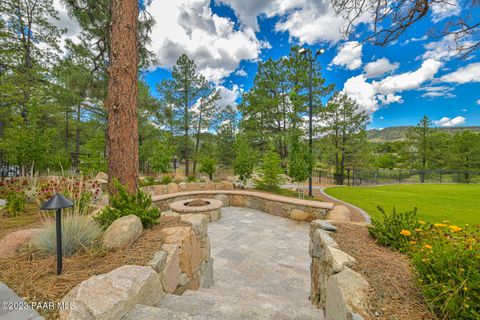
[440,63,480,84]
[363,58,399,78]
[477,99,480,105]
[430,0,461,23]
[434,116,466,127]
[148,0,266,84]
[219,0,370,44]
[217,84,243,109]
[422,34,474,62]
[330,41,362,70]
[235,68,247,76]
[343,59,442,112]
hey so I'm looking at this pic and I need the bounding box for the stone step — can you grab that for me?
[0,282,44,320]
[157,290,323,320]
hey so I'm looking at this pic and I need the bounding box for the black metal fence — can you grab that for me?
[0,152,20,178]
[312,169,480,186]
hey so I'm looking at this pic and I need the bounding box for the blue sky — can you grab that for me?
[139,0,480,129]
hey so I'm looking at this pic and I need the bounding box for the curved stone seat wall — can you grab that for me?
[151,189,335,222]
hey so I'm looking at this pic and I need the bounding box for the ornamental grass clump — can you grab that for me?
[33,213,102,257]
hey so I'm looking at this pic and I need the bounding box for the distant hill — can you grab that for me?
[367,126,480,142]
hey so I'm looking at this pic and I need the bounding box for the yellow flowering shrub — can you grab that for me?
[371,209,480,319]
[410,224,480,319]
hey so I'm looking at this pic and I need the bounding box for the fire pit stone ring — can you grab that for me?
[169,198,223,222]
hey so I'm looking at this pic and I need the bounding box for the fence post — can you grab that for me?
[347,168,350,186]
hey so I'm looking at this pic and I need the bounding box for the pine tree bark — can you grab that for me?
[106,0,139,194]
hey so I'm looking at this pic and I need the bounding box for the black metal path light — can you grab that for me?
[40,194,74,275]
[299,47,325,198]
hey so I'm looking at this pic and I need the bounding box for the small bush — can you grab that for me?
[161,175,173,185]
[94,180,160,228]
[368,206,421,252]
[255,148,284,191]
[187,175,197,182]
[33,213,102,257]
[5,191,27,217]
[139,176,156,187]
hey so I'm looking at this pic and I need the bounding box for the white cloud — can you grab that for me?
[50,0,82,50]
[420,86,456,99]
[331,41,362,70]
[403,35,428,45]
[235,68,247,76]
[363,58,399,78]
[440,63,480,84]
[148,0,266,84]
[219,0,370,44]
[375,59,442,94]
[379,116,384,120]
[342,75,378,113]
[422,34,474,62]
[430,0,461,23]
[477,99,480,105]
[434,116,466,127]
[343,59,442,112]
[378,94,403,105]
[217,84,243,109]
[462,109,468,112]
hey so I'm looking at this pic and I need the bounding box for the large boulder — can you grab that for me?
[289,208,313,222]
[204,180,216,190]
[325,268,369,320]
[102,215,142,249]
[95,172,108,181]
[153,185,165,195]
[178,182,187,191]
[160,244,181,293]
[0,229,43,258]
[160,227,203,278]
[219,181,234,190]
[59,265,163,320]
[166,183,179,194]
[326,205,351,222]
[180,214,208,241]
[213,194,229,206]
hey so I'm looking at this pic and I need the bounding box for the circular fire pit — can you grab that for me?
[170,198,223,222]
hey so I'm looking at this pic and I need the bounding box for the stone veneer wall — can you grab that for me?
[309,220,370,320]
[59,213,213,320]
[151,189,334,222]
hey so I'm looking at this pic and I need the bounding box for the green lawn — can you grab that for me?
[325,184,480,225]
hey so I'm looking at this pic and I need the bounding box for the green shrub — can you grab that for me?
[95,180,160,228]
[199,158,216,180]
[255,148,284,191]
[5,191,27,217]
[139,176,156,187]
[33,213,102,257]
[161,175,173,184]
[187,175,196,182]
[409,224,480,319]
[368,206,421,252]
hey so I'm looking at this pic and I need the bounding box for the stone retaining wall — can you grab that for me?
[59,214,213,320]
[309,220,370,320]
[151,189,334,222]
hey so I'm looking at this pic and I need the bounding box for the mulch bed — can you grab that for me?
[0,217,188,320]
[331,222,437,320]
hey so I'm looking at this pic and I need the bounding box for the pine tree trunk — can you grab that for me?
[106,0,139,194]
[192,106,203,174]
[75,106,81,172]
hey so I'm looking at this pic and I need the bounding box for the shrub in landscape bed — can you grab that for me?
[4,191,27,217]
[161,175,173,184]
[255,147,284,191]
[139,176,156,187]
[95,180,160,228]
[370,207,480,319]
[368,206,421,252]
[33,213,102,256]
[187,175,197,182]
[409,224,480,319]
